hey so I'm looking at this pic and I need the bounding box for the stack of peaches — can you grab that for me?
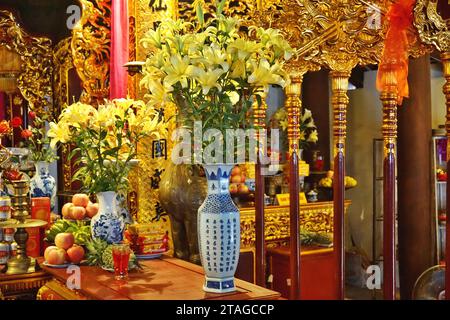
[229,166,250,195]
[44,233,85,266]
[62,194,99,221]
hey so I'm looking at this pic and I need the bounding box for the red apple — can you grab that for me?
[46,247,67,265]
[85,202,99,218]
[72,194,90,208]
[55,232,75,250]
[69,206,86,220]
[67,244,85,264]
[62,203,74,219]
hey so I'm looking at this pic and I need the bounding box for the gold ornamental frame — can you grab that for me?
[53,37,77,193]
[72,0,111,105]
[0,10,53,115]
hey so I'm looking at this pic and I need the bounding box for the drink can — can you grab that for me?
[0,196,11,221]
[4,228,15,243]
[10,241,17,256]
[0,241,9,264]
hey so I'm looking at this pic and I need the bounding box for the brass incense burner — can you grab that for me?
[0,179,47,275]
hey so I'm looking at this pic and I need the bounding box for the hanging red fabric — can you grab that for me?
[376,0,416,105]
[110,0,129,99]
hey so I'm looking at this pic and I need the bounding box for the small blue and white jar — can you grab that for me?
[30,161,57,211]
[91,191,125,244]
[198,164,240,293]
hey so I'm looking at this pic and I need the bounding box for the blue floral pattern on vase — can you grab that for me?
[198,164,240,294]
[116,191,133,225]
[30,161,57,211]
[91,191,125,244]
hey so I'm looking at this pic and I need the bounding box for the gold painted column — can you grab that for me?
[330,70,350,300]
[442,51,450,300]
[253,92,268,287]
[379,69,398,300]
[285,71,304,300]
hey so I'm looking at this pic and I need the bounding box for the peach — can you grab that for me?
[62,203,74,219]
[72,194,89,208]
[229,184,238,194]
[86,202,99,218]
[238,184,249,194]
[44,246,58,262]
[231,166,241,176]
[69,206,86,220]
[67,244,85,264]
[46,247,67,265]
[231,175,242,183]
[55,232,74,250]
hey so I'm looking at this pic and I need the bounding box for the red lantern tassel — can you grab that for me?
[376,0,416,105]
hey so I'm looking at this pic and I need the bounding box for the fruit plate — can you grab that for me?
[101,266,115,272]
[63,218,91,222]
[43,261,73,268]
[135,253,163,260]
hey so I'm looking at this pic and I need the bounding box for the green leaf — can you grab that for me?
[216,0,226,15]
[196,3,205,26]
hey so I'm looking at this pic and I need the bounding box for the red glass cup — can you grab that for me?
[112,244,131,280]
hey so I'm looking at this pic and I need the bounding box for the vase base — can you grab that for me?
[203,277,236,293]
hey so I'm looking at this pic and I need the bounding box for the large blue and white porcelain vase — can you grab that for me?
[30,161,57,211]
[198,164,240,293]
[91,191,125,244]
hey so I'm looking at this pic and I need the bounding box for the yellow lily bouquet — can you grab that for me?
[48,99,165,193]
[140,4,293,159]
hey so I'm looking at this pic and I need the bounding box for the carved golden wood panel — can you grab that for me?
[240,201,351,248]
[0,10,53,115]
[72,0,111,105]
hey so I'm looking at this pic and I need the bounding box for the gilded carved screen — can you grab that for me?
[0,10,53,115]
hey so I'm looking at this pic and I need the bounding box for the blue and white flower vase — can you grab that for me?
[30,161,57,211]
[198,164,240,293]
[116,191,133,225]
[91,191,125,244]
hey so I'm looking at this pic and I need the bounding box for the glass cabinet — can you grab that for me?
[431,130,447,264]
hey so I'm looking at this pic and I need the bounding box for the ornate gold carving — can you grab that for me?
[380,69,399,157]
[414,0,450,52]
[441,52,450,158]
[331,71,351,156]
[240,201,351,248]
[71,0,111,104]
[285,72,305,153]
[0,271,51,299]
[0,10,53,114]
[38,279,87,300]
[53,38,76,191]
[53,38,74,117]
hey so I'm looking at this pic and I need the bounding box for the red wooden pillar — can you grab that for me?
[285,72,304,300]
[330,71,350,300]
[379,69,398,300]
[254,93,268,287]
[442,51,450,300]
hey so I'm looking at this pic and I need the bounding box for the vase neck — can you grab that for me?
[35,161,49,176]
[203,164,233,195]
[96,191,117,210]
